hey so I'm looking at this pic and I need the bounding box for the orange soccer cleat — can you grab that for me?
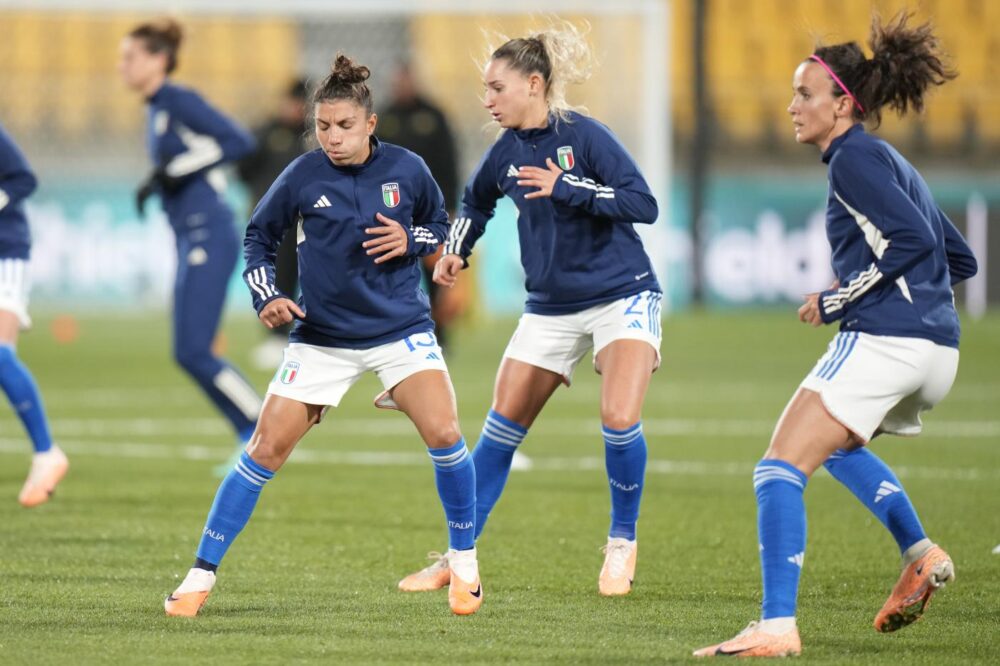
[398,551,451,592]
[599,537,637,596]
[18,445,69,508]
[874,544,954,633]
[164,568,216,617]
[693,621,802,658]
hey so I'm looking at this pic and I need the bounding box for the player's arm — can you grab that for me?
[405,159,451,258]
[161,89,257,180]
[816,146,937,324]
[243,168,300,324]
[0,127,38,213]
[442,149,502,264]
[521,122,657,223]
[938,209,978,285]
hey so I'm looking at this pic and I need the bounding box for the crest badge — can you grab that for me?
[382,182,401,208]
[279,361,300,384]
[556,146,575,170]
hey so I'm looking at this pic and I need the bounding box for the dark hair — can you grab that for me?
[810,11,957,128]
[313,54,373,115]
[488,20,592,121]
[287,78,309,101]
[129,18,183,74]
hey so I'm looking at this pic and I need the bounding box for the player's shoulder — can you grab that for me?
[279,149,328,182]
[829,128,893,178]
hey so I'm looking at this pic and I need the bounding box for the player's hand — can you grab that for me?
[259,297,305,329]
[363,213,408,264]
[135,177,156,217]
[518,158,563,199]
[433,253,464,288]
[798,292,823,327]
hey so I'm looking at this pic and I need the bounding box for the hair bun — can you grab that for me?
[331,54,370,85]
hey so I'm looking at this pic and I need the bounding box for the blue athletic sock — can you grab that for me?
[823,447,927,553]
[0,344,53,453]
[427,438,476,551]
[195,452,275,567]
[471,410,528,539]
[754,460,808,619]
[603,422,647,540]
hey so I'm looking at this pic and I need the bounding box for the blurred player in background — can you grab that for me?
[399,21,661,597]
[118,19,262,471]
[0,124,67,507]
[238,78,311,370]
[694,12,977,658]
[164,55,483,618]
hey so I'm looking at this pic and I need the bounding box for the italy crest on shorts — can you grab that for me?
[556,146,575,170]
[279,361,300,384]
[381,182,400,208]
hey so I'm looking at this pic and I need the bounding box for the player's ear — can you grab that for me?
[367,112,378,135]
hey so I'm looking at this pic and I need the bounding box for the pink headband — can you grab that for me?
[809,54,865,113]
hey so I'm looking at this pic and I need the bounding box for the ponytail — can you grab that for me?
[488,19,594,121]
[313,54,374,115]
[810,11,956,127]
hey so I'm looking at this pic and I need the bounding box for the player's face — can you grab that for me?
[482,58,541,129]
[117,37,166,91]
[788,61,851,149]
[315,100,377,166]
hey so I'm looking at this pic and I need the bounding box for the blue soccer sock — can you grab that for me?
[754,460,808,620]
[194,451,275,568]
[471,410,528,539]
[603,422,647,540]
[428,438,476,551]
[823,447,927,554]
[0,344,53,453]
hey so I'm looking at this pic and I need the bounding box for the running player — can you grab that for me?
[164,55,482,618]
[399,21,662,597]
[694,12,977,658]
[0,124,67,507]
[118,19,262,468]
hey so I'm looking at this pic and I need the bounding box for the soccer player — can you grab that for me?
[694,12,977,658]
[164,55,481,617]
[118,19,262,469]
[0,124,67,507]
[399,21,662,596]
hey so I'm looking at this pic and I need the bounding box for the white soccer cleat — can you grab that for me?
[19,445,69,508]
[599,537,637,596]
[165,568,217,617]
[398,551,451,592]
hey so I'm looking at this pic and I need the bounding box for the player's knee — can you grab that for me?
[600,409,641,432]
[173,345,210,375]
[245,429,289,471]
[423,420,463,449]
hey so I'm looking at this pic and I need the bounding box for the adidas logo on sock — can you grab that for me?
[507,164,518,178]
[787,552,804,567]
[874,480,902,503]
[314,195,332,208]
[628,320,643,329]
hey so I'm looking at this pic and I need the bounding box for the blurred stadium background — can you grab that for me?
[1,0,995,315]
[1,2,998,663]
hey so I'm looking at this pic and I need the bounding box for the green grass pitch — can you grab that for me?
[1,310,998,664]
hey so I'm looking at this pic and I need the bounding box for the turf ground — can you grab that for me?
[1,310,998,664]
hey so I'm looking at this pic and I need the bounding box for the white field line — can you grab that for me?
[40,382,999,408]
[2,416,999,439]
[0,438,995,483]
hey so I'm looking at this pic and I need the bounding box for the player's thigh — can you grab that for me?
[246,393,323,471]
[0,310,20,345]
[172,218,239,342]
[596,339,658,429]
[764,388,859,476]
[492,357,564,429]
[390,369,462,449]
[502,311,592,387]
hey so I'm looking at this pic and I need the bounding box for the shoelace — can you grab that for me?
[601,542,631,578]
[420,551,448,575]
